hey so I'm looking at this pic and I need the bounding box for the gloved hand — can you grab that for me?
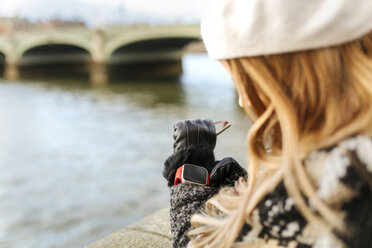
[173,119,216,152]
[163,119,217,187]
[210,157,247,187]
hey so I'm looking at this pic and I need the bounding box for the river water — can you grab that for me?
[0,54,251,248]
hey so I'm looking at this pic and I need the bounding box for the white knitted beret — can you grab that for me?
[201,0,372,60]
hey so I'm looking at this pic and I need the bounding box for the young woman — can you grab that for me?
[163,0,372,247]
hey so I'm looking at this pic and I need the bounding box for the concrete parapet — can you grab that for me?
[86,208,172,248]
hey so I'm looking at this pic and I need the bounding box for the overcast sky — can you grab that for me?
[0,0,209,25]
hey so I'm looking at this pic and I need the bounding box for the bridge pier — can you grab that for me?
[4,63,19,81]
[90,63,108,85]
[92,29,105,64]
[90,29,109,85]
[2,33,20,80]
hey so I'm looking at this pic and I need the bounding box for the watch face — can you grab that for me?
[183,164,208,185]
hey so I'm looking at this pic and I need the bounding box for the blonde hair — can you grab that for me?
[189,32,372,247]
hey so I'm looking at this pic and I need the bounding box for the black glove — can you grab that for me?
[173,119,216,152]
[210,157,247,187]
[163,119,216,187]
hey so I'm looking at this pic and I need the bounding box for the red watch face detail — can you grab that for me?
[174,164,210,186]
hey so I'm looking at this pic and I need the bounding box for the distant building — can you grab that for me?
[0,17,86,32]
[0,17,31,32]
[37,19,86,29]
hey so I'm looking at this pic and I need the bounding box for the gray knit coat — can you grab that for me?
[169,136,372,248]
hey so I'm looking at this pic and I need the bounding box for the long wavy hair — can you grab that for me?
[188,32,372,247]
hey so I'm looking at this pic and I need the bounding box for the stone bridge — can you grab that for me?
[0,24,202,66]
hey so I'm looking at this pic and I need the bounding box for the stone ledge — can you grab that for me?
[86,208,172,248]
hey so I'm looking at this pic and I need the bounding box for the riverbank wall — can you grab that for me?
[86,208,172,248]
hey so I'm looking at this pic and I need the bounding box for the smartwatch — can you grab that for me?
[174,164,210,186]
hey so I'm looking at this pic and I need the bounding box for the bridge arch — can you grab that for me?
[0,50,5,65]
[0,51,5,77]
[105,28,200,60]
[0,42,9,61]
[20,44,92,66]
[0,45,6,57]
[108,37,200,63]
[16,36,92,61]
